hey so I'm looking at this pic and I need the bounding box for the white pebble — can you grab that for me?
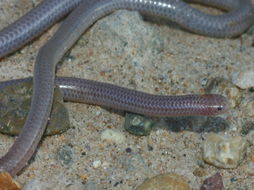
[96,111,101,116]
[101,129,126,144]
[93,160,102,169]
[232,68,254,89]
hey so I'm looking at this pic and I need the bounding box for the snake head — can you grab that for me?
[202,94,230,116]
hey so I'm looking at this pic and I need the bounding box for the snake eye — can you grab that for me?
[214,96,229,114]
[203,94,229,115]
[217,106,222,111]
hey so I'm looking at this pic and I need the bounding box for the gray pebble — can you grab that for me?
[124,113,155,136]
[56,145,75,167]
[0,80,70,136]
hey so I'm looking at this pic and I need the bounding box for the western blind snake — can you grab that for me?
[0,0,253,176]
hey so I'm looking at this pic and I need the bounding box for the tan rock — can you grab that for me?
[136,173,190,190]
[0,172,22,190]
[203,133,247,169]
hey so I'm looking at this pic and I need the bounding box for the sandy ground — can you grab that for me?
[0,0,254,189]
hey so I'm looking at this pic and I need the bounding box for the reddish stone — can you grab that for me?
[200,172,224,190]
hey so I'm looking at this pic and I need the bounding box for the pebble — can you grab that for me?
[101,129,126,144]
[0,80,70,136]
[200,172,224,190]
[193,167,206,177]
[88,10,164,57]
[56,145,75,167]
[203,134,248,169]
[136,173,190,190]
[124,113,155,136]
[92,160,102,169]
[0,172,21,190]
[118,153,148,173]
[232,68,254,89]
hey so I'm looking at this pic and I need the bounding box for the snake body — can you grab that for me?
[0,77,229,117]
[0,0,253,176]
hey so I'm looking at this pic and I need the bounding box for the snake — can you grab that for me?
[0,0,253,176]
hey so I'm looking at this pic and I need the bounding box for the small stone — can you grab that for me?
[200,173,224,190]
[230,177,237,182]
[0,172,22,190]
[101,129,126,143]
[203,134,248,169]
[201,78,208,86]
[136,173,190,190]
[147,145,153,151]
[124,113,155,136]
[57,145,75,167]
[125,147,132,153]
[193,167,206,177]
[205,78,242,108]
[92,160,102,169]
[79,174,89,183]
[232,68,254,89]
[0,79,70,136]
[118,153,147,173]
[95,111,101,116]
